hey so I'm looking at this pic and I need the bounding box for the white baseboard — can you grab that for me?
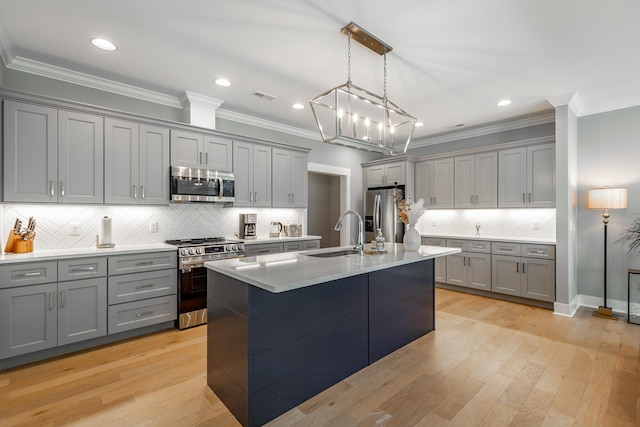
[554,294,630,318]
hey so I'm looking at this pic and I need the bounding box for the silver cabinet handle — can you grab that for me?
[471,195,474,204]
[135,283,154,290]
[463,256,466,266]
[21,271,42,277]
[141,185,145,199]
[528,193,532,203]
[205,152,209,166]
[471,245,484,249]
[199,152,203,165]
[476,195,479,205]
[135,261,154,266]
[60,181,64,197]
[136,310,154,318]
[70,266,95,272]
[254,192,257,203]
[60,290,65,308]
[516,262,519,273]
[50,180,56,196]
[291,193,294,204]
[468,257,472,267]
[522,193,526,203]
[133,184,138,199]
[49,292,54,310]
[522,263,526,274]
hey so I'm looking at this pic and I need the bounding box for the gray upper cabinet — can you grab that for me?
[204,135,233,171]
[455,152,497,209]
[498,144,555,208]
[3,101,103,204]
[233,141,272,207]
[272,148,308,208]
[105,118,170,205]
[415,158,454,209]
[365,162,406,188]
[170,129,233,171]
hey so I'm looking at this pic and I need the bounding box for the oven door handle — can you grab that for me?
[180,262,205,273]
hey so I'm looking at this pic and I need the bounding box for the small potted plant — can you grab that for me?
[617,217,640,253]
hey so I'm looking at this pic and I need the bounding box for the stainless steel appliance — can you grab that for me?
[364,186,405,244]
[239,213,257,240]
[170,166,235,203]
[269,221,283,237]
[165,237,245,329]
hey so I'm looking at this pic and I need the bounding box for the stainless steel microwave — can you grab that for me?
[170,166,235,203]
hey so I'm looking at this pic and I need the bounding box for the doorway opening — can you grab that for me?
[307,163,351,247]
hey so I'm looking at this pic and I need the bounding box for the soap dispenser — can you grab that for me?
[375,228,386,252]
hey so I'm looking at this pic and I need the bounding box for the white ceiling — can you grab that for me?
[1,0,639,142]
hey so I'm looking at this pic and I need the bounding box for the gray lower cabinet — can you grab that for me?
[446,240,492,291]
[491,242,556,302]
[0,259,108,359]
[106,252,177,334]
[0,250,178,361]
[245,239,321,256]
[422,237,447,282]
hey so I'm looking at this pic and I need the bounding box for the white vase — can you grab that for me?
[403,224,421,251]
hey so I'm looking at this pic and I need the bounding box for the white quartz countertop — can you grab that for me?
[205,243,460,293]
[420,233,556,245]
[0,243,176,264]
[239,235,322,244]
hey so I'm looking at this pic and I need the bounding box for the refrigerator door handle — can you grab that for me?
[373,194,381,231]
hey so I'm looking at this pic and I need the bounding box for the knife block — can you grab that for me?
[4,231,34,253]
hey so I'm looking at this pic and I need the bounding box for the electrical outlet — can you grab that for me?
[533,222,540,230]
[432,220,437,227]
[149,221,158,233]
[70,223,81,236]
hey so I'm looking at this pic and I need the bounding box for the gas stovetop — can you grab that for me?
[165,237,244,262]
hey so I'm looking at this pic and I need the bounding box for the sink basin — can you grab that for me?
[306,249,361,258]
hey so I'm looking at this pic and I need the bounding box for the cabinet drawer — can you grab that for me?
[108,251,177,275]
[108,269,177,305]
[422,238,446,247]
[0,262,57,289]
[446,240,467,251]
[467,241,491,253]
[245,243,283,256]
[303,240,320,250]
[58,257,107,281]
[283,240,320,252]
[283,242,303,252]
[492,242,521,256]
[522,244,555,260]
[108,295,177,334]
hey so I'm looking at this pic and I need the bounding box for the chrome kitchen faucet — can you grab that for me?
[334,210,364,256]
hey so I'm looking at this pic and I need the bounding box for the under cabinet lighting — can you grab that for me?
[91,38,117,51]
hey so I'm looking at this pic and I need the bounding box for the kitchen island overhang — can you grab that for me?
[205,244,460,427]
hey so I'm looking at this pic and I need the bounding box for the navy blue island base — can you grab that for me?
[206,259,435,427]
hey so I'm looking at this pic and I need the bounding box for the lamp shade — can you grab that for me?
[588,187,628,209]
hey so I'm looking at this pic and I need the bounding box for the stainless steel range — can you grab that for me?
[166,237,244,329]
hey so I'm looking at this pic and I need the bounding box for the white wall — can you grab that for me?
[577,106,640,308]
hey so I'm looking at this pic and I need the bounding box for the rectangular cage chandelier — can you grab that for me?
[310,22,417,156]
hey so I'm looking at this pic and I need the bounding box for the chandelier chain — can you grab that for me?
[383,47,387,102]
[347,30,352,84]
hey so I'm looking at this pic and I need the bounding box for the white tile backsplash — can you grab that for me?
[415,208,556,241]
[1,204,307,251]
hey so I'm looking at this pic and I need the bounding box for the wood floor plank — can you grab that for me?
[2,288,640,426]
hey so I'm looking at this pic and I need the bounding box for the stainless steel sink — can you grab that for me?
[305,249,360,258]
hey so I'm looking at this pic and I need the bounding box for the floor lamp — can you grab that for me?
[588,187,628,320]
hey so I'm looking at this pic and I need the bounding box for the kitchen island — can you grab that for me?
[204,244,459,427]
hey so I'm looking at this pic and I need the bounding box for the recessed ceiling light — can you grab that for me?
[291,103,305,110]
[91,38,117,51]
[497,99,512,107]
[214,78,231,87]
[415,122,424,127]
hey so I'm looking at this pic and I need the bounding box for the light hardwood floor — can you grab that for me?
[1,288,639,427]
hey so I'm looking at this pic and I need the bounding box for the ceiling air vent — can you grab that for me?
[253,91,277,102]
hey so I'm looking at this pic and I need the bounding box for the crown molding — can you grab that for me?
[410,113,556,148]
[6,56,182,108]
[215,108,321,141]
[547,92,584,116]
[179,91,224,110]
[580,96,640,117]
[0,11,15,67]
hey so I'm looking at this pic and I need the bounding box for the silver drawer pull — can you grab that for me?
[135,261,154,266]
[21,271,42,277]
[135,284,154,290]
[71,266,96,272]
[498,248,513,252]
[532,250,545,254]
[471,245,484,249]
[136,310,154,318]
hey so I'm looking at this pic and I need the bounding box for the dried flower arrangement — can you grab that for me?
[394,191,425,226]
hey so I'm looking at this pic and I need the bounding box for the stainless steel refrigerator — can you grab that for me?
[364,186,405,244]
